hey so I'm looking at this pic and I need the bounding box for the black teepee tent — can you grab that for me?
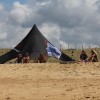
[0,24,75,64]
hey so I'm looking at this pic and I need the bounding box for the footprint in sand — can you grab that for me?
[66,87,74,91]
[61,93,66,96]
[6,97,11,100]
[85,96,90,98]
[45,95,50,98]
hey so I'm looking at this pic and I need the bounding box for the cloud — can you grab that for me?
[0,4,4,11]
[0,2,33,48]
[39,23,61,48]
[0,0,100,49]
[36,0,100,48]
[8,2,32,25]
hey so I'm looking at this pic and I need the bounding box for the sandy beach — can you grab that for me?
[0,62,100,100]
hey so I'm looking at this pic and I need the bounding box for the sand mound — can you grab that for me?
[0,62,100,100]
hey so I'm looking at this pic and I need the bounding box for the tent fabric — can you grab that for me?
[14,24,48,59]
[0,24,75,64]
[59,52,74,61]
[0,50,18,64]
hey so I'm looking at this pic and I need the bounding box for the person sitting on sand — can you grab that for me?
[37,53,46,63]
[16,52,23,63]
[80,50,88,62]
[88,50,98,62]
[23,52,30,63]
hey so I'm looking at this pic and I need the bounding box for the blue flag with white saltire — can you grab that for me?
[47,42,61,59]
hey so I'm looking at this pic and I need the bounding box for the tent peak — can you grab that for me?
[33,24,37,28]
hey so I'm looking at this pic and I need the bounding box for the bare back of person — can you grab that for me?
[23,53,30,63]
[38,54,46,63]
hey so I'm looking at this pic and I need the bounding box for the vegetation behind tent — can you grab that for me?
[0,48,100,63]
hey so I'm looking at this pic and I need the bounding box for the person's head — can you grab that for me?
[18,52,22,57]
[91,50,94,54]
[26,52,29,56]
[91,50,97,55]
[40,53,42,56]
[82,50,85,54]
[40,53,44,57]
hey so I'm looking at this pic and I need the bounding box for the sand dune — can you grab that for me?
[0,62,100,100]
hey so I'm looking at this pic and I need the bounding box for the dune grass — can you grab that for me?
[0,48,100,63]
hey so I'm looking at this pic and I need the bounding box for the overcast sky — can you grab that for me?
[0,0,100,49]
